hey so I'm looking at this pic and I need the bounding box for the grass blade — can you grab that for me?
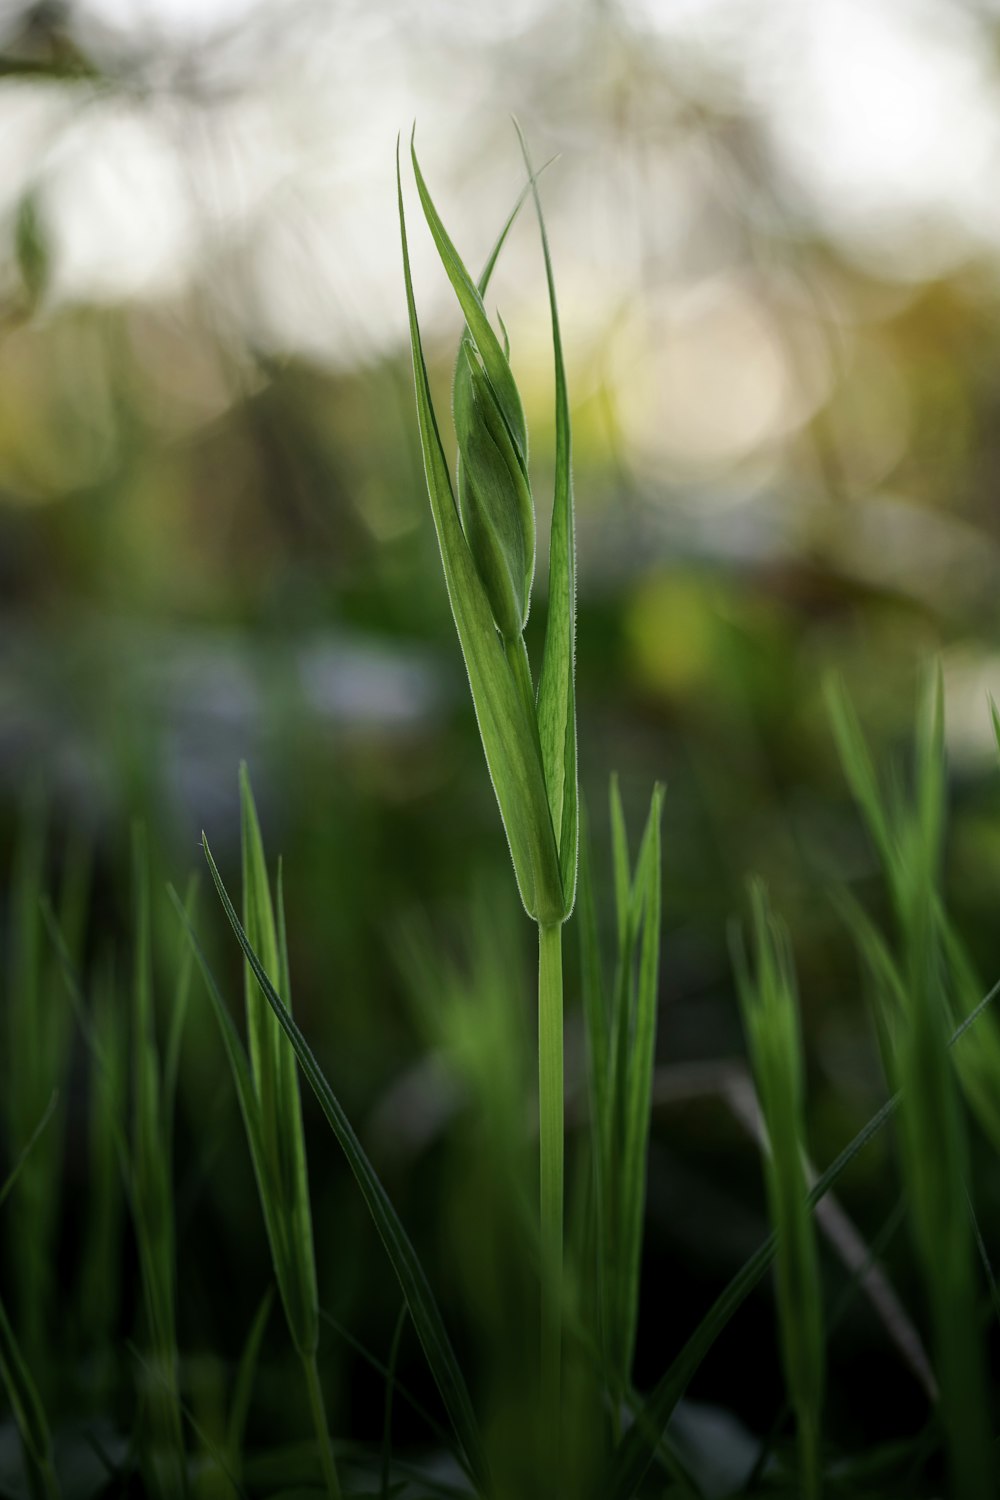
[734,882,823,1500]
[0,1092,58,1212]
[398,139,563,926]
[616,786,664,1387]
[239,768,320,1363]
[0,1298,59,1500]
[515,118,579,913]
[227,1288,274,1482]
[410,134,528,470]
[604,971,1000,1499]
[199,834,490,1495]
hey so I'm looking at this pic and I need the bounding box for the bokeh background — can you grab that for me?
[4,0,1000,1481]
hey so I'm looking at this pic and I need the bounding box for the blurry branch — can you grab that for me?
[0,50,99,80]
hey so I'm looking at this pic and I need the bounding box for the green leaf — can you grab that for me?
[199,835,490,1496]
[240,768,319,1360]
[515,119,579,916]
[410,135,528,470]
[825,676,894,879]
[0,1092,58,1212]
[734,881,823,1498]
[604,972,1000,1499]
[171,888,294,1341]
[617,786,664,1385]
[0,1298,58,1500]
[227,1288,273,1476]
[398,140,563,925]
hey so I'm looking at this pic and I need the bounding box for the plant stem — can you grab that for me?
[538,920,564,1452]
[303,1351,343,1500]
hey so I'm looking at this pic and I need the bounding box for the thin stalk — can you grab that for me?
[302,1352,343,1500]
[538,921,564,1443]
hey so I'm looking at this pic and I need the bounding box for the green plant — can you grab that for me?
[3,800,84,1383]
[185,833,491,1494]
[576,778,664,1441]
[128,828,188,1499]
[0,1100,61,1500]
[733,880,824,1500]
[397,125,577,1448]
[829,673,994,1500]
[183,769,341,1499]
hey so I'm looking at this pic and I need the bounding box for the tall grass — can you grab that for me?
[3,801,83,1384]
[398,127,578,1470]
[733,881,823,1499]
[830,673,995,1500]
[181,768,341,1499]
[4,129,1000,1500]
[129,828,188,1498]
[576,779,664,1441]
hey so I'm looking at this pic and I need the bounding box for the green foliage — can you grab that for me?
[239,767,320,1366]
[0,1096,60,1500]
[2,800,79,1379]
[179,768,341,1499]
[128,827,187,1499]
[578,779,664,1424]
[397,130,577,928]
[733,880,823,1499]
[829,672,994,1500]
[0,1300,58,1500]
[399,128,579,1473]
[603,960,1000,1499]
[191,829,490,1496]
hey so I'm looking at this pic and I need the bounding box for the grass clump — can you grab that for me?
[177,768,341,1499]
[733,880,824,1500]
[577,778,664,1439]
[7,125,1000,1500]
[830,673,995,1500]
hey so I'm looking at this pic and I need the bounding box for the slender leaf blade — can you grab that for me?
[604,971,1000,1498]
[201,835,490,1495]
[398,141,562,925]
[617,786,664,1383]
[516,119,579,914]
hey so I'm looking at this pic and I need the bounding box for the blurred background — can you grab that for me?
[4,0,1000,1481]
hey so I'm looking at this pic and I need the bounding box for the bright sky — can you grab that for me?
[6,0,1000,358]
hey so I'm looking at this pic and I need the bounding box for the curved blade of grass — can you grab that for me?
[825,676,894,878]
[0,1092,58,1212]
[381,1303,408,1500]
[164,875,197,1175]
[167,888,308,1367]
[240,770,319,1362]
[398,140,562,925]
[515,118,579,912]
[319,1309,451,1454]
[451,159,556,547]
[0,1298,58,1500]
[734,883,823,1500]
[410,134,528,469]
[227,1287,273,1477]
[617,786,664,1385]
[577,804,611,1370]
[604,971,1000,1499]
[452,157,556,411]
[199,836,490,1496]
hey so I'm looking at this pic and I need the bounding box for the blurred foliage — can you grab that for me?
[4,0,1000,1483]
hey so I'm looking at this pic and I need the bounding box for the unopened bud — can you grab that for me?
[454,340,535,643]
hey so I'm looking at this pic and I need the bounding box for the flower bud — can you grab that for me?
[453,340,535,643]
